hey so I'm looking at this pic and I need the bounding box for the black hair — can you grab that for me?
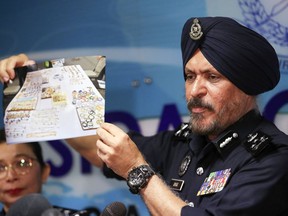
[0,129,46,169]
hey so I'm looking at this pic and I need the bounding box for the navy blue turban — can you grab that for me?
[181,17,280,95]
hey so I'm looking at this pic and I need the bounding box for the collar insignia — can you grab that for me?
[214,131,239,154]
[174,123,191,139]
[189,18,203,40]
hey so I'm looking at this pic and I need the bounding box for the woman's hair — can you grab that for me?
[0,129,46,169]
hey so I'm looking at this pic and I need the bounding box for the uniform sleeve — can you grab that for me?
[181,146,288,216]
[128,130,176,172]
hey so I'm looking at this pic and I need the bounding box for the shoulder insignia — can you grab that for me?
[243,131,271,157]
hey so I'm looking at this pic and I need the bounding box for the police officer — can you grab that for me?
[1,17,288,216]
[79,17,288,216]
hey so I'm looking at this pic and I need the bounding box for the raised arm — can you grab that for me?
[96,122,187,216]
[65,134,104,167]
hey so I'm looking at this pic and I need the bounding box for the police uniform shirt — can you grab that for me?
[103,110,288,216]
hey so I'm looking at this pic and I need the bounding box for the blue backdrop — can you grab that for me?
[0,0,287,215]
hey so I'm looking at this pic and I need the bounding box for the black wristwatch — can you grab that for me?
[127,165,155,194]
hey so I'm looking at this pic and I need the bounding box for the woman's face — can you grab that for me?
[0,142,50,212]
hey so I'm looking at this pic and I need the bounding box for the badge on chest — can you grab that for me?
[170,154,192,191]
[197,168,231,196]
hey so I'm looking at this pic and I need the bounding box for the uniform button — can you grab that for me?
[187,202,194,207]
[196,167,204,175]
[185,200,194,207]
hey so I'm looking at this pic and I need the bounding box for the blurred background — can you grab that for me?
[0,0,287,215]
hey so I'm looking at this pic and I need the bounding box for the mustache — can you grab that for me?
[187,98,214,112]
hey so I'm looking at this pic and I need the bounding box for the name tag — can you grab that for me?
[170,179,185,191]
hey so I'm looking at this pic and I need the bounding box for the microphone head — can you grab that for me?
[101,201,127,216]
[41,208,64,216]
[7,193,52,216]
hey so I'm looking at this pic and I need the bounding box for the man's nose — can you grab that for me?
[188,78,207,98]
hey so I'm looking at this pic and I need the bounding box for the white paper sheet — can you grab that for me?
[4,65,105,144]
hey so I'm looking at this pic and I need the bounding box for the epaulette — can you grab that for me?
[243,130,272,157]
[174,123,191,140]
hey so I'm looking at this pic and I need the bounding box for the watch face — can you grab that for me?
[128,169,145,187]
[127,165,155,194]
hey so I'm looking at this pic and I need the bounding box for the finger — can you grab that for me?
[5,54,30,79]
[0,54,27,82]
[101,122,126,136]
[0,59,10,83]
[96,126,115,146]
[96,139,114,163]
[12,53,30,67]
[96,140,105,155]
[23,59,36,66]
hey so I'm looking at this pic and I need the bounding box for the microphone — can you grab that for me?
[7,193,52,216]
[41,208,64,216]
[100,201,127,216]
[42,208,90,216]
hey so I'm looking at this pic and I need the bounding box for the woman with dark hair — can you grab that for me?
[0,129,51,215]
